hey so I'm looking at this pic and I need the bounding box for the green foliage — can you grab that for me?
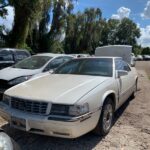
[141,47,150,55]
[0,0,8,18]
[48,40,64,53]
[21,43,33,53]
[8,0,51,48]
[116,18,141,46]
[64,8,103,54]
[1,0,142,54]
[133,45,142,55]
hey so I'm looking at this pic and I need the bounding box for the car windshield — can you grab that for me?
[0,50,13,61]
[14,56,52,69]
[55,58,113,77]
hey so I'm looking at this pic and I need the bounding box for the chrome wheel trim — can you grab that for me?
[102,104,113,132]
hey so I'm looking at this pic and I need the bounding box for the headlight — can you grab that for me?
[2,95,11,105]
[50,103,89,117]
[9,76,32,85]
[0,132,13,150]
[69,103,89,116]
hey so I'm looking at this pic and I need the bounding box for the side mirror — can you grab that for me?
[116,70,128,78]
[49,69,54,74]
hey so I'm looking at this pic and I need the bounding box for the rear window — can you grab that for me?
[0,50,13,61]
[15,51,30,61]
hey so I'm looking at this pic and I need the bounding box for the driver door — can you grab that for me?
[115,58,134,106]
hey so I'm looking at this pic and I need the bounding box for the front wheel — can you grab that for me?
[93,97,114,136]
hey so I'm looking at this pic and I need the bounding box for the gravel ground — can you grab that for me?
[0,61,150,150]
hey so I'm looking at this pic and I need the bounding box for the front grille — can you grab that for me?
[11,97,48,115]
[0,79,10,89]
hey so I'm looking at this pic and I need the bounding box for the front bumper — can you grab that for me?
[0,103,101,138]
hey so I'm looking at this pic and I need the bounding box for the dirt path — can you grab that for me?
[0,62,150,150]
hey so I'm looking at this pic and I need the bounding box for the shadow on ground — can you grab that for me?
[1,98,133,150]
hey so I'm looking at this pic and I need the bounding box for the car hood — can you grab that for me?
[6,74,109,105]
[0,67,41,81]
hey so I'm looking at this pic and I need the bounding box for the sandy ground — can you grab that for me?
[0,61,150,150]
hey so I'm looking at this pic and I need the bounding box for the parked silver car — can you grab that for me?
[0,48,31,70]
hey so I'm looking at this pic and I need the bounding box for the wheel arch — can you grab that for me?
[102,91,117,110]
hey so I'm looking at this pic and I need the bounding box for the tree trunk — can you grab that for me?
[9,9,30,48]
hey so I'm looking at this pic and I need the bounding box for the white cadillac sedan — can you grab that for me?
[0,57,138,138]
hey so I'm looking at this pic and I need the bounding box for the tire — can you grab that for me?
[0,131,20,150]
[93,97,114,136]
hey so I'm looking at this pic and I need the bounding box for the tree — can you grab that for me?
[8,0,51,48]
[141,47,150,55]
[0,0,9,46]
[116,18,140,46]
[64,8,103,54]
[107,19,120,44]
[133,45,142,55]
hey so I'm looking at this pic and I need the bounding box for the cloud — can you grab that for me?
[141,0,150,19]
[0,6,14,31]
[111,7,131,20]
[137,25,150,47]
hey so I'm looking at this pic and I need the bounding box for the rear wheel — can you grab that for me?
[131,79,138,99]
[93,97,114,136]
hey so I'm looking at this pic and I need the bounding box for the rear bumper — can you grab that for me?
[0,103,101,138]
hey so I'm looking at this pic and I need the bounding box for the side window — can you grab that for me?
[115,58,124,70]
[0,50,13,61]
[123,61,131,72]
[63,56,73,63]
[115,58,131,72]
[44,57,64,72]
[15,51,30,62]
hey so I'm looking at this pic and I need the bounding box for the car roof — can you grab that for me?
[75,56,122,59]
[97,45,132,49]
[0,48,28,52]
[35,53,73,57]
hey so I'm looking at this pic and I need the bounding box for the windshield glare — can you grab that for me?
[55,58,113,77]
[14,56,52,69]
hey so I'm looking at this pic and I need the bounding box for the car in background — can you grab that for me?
[0,53,73,99]
[0,57,138,138]
[143,55,150,61]
[136,55,143,61]
[95,45,136,66]
[131,53,136,67]
[0,48,31,70]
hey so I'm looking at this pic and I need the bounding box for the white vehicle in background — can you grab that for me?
[143,55,150,61]
[95,45,136,67]
[0,53,73,99]
[0,57,138,138]
[131,53,136,66]
[136,55,143,61]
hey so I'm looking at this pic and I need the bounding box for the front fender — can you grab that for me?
[101,90,117,109]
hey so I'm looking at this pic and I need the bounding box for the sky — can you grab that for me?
[0,0,150,47]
